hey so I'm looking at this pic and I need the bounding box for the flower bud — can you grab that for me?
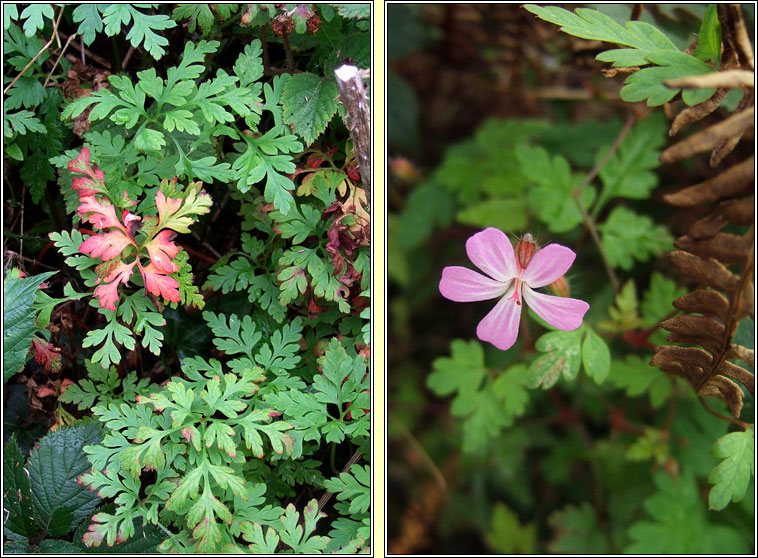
[514,233,536,271]
[548,275,570,297]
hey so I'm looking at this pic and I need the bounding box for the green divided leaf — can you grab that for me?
[524,5,718,106]
[594,112,666,214]
[391,182,454,252]
[282,73,339,146]
[72,4,105,45]
[485,502,536,554]
[517,144,594,233]
[599,206,673,270]
[323,464,370,514]
[428,340,530,453]
[548,502,610,554]
[607,354,671,408]
[527,329,583,389]
[4,109,47,137]
[524,5,677,64]
[693,5,722,65]
[101,5,177,60]
[627,469,749,554]
[4,271,56,382]
[621,51,717,107]
[708,428,754,510]
[19,3,54,37]
[640,272,686,328]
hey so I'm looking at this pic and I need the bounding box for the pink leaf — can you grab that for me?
[80,230,135,261]
[78,196,126,231]
[94,260,136,311]
[144,230,180,273]
[69,147,106,197]
[139,262,181,303]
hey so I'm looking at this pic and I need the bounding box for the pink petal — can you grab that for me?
[465,228,518,282]
[476,292,522,351]
[439,266,508,302]
[522,287,589,331]
[522,244,576,288]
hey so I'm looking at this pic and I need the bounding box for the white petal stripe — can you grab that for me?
[439,266,508,302]
[523,287,589,331]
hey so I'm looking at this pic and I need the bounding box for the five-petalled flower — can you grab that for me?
[439,228,589,351]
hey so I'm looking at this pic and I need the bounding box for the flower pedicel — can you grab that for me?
[439,227,590,350]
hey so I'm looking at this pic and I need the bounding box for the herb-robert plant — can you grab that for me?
[61,147,212,311]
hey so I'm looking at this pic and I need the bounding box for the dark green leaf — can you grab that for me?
[4,271,56,382]
[27,421,103,536]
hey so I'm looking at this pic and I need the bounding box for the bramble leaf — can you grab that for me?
[282,73,339,146]
[4,271,56,382]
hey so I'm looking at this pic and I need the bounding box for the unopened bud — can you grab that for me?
[548,275,570,297]
[514,233,536,271]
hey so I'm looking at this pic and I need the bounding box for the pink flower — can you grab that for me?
[439,228,589,351]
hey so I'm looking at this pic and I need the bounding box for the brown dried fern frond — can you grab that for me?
[651,5,755,419]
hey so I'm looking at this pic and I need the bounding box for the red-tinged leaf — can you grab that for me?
[68,147,96,176]
[72,175,102,197]
[94,260,136,311]
[80,230,135,261]
[144,230,180,273]
[139,262,181,303]
[156,190,182,225]
[78,195,131,232]
[30,337,62,373]
[69,147,106,196]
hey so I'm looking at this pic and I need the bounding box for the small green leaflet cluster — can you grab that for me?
[427,340,530,453]
[61,40,303,215]
[524,5,719,106]
[527,325,611,389]
[77,357,295,552]
[627,469,750,553]
[262,336,370,448]
[520,113,673,269]
[58,359,154,410]
[206,195,365,318]
[71,4,177,59]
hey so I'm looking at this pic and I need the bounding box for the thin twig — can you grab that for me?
[574,201,620,292]
[571,116,636,293]
[574,115,635,199]
[4,6,65,94]
[80,36,85,64]
[698,396,751,430]
[390,414,447,493]
[56,31,112,69]
[317,450,364,514]
[44,32,77,87]
[191,231,222,260]
[122,45,136,71]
